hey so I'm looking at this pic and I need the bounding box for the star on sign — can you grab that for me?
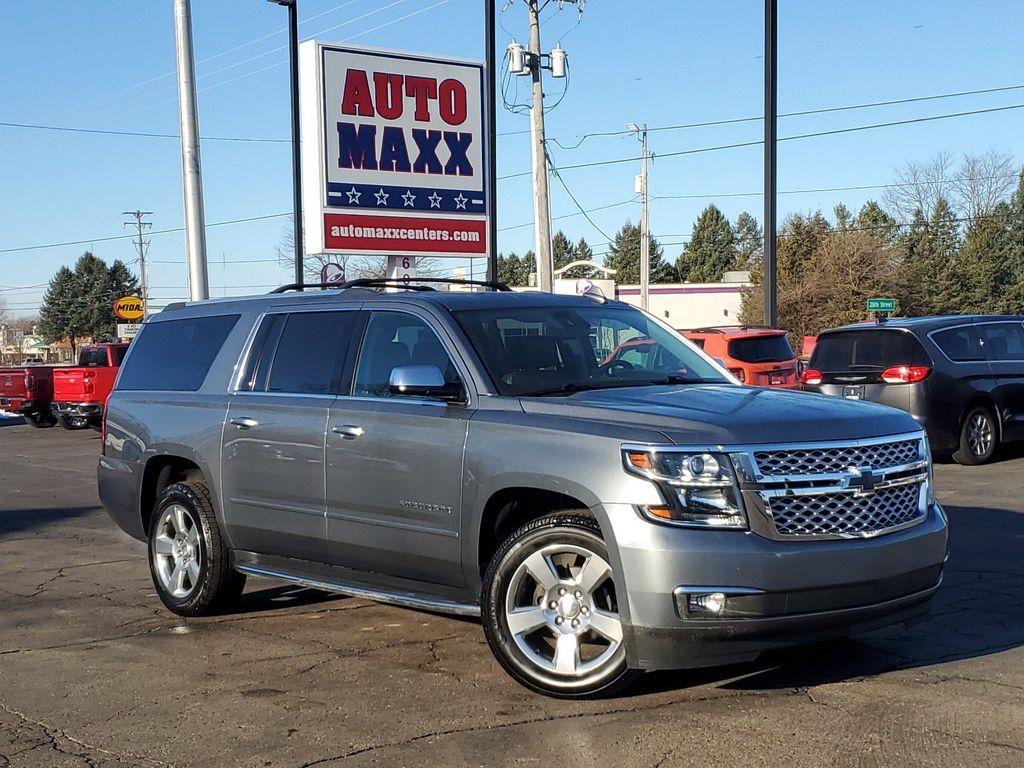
[427,191,443,209]
[374,188,390,206]
[346,187,361,205]
[401,190,416,207]
[453,193,468,210]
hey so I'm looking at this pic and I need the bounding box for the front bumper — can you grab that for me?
[603,501,948,670]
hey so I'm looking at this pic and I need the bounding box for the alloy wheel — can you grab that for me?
[152,504,202,598]
[503,543,623,680]
[967,412,993,457]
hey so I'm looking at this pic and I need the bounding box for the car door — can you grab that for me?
[221,309,356,562]
[324,307,471,586]
[977,321,1024,442]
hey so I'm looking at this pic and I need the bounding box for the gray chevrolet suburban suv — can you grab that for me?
[98,281,948,697]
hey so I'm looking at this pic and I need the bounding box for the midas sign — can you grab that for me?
[113,296,145,321]
[300,42,488,258]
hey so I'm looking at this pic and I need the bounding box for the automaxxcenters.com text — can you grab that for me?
[329,224,480,242]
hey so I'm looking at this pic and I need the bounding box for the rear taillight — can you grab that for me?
[801,368,823,386]
[881,365,931,384]
[727,367,746,383]
[83,370,96,394]
[24,374,35,393]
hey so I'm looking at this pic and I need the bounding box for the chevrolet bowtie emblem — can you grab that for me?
[845,466,877,496]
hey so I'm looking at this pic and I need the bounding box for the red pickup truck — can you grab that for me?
[0,365,60,427]
[51,343,129,430]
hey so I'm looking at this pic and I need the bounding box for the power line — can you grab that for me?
[498,102,1024,180]
[547,149,616,242]
[0,212,290,255]
[542,82,1024,148]
[0,121,288,144]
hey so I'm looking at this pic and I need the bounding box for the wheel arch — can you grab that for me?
[139,454,208,537]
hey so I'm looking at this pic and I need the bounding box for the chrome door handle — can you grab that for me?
[332,424,364,439]
[230,417,259,430]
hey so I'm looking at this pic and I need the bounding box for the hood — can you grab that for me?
[519,384,920,445]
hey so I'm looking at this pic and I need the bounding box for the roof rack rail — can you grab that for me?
[270,277,512,294]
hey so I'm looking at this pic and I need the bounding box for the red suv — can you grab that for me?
[681,327,800,389]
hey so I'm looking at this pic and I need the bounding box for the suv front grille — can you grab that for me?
[767,483,924,537]
[753,439,920,476]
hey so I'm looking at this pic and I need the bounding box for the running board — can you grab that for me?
[237,564,481,618]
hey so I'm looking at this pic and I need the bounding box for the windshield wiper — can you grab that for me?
[521,376,708,397]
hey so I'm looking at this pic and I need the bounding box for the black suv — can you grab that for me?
[802,315,1024,465]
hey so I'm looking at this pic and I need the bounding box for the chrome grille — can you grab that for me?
[754,439,920,476]
[767,483,924,537]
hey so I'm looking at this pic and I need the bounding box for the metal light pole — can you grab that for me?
[173,0,209,301]
[485,1,499,284]
[270,0,304,285]
[763,0,778,327]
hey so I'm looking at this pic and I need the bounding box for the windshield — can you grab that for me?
[728,334,795,363]
[452,304,727,396]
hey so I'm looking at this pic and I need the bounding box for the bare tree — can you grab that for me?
[275,222,446,285]
[0,296,9,326]
[883,151,956,221]
[953,150,1017,220]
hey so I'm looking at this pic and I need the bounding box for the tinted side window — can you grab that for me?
[118,315,240,391]
[79,348,108,367]
[263,312,355,394]
[353,312,461,398]
[977,322,1024,362]
[113,345,128,365]
[932,326,984,362]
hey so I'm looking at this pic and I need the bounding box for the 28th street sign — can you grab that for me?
[300,42,488,258]
[866,298,897,313]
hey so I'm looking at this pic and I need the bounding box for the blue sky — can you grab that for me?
[3,0,1024,316]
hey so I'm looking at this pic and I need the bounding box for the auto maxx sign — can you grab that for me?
[300,42,488,257]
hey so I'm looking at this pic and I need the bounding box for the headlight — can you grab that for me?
[622,448,747,529]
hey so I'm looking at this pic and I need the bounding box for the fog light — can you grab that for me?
[688,591,727,614]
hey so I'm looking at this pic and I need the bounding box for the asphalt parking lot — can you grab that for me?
[1,416,1022,768]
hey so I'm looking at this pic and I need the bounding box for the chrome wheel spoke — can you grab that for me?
[575,554,611,594]
[171,564,187,594]
[186,559,201,586]
[552,632,579,675]
[172,505,187,534]
[154,534,175,556]
[589,609,623,643]
[522,550,559,591]
[186,525,199,547]
[506,606,548,636]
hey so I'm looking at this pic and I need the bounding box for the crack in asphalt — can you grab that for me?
[292,687,804,767]
[0,701,169,767]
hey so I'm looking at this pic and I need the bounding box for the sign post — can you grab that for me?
[300,42,489,270]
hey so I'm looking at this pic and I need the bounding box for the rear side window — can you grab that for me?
[977,322,1024,361]
[117,315,240,391]
[811,330,930,370]
[262,311,355,394]
[113,345,128,365]
[728,335,795,363]
[932,326,984,362]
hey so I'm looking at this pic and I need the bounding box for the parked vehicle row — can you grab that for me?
[98,282,947,698]
[0,342,128,429]
[802,315,1024,465]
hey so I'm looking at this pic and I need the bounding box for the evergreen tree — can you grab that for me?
[604,221,675,284]
[733,212,762,268]
[1005,170,1024,312]
[38,266,82,356]
[857,201,899,243]
[676,205,737,282]
[497,251,532,287]
[551,230,576,274]
[74,252,116,340]
[950,204,1014,314]
[834,203,854,230]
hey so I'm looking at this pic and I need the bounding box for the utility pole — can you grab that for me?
[123,210,153,319]
[763,0,778,327]
[173,0,210,301]
[485,0,499,284]
[269,0,303,285]
[629,123,650,311]
[527,0,553,292]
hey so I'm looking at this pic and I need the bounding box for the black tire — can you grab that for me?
[58,414,88,430]
[953,405,997,465]
[23,412,56,428]
[147,481,245,616]
[482,513,638,698]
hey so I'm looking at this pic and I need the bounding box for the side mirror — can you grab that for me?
[388,365,463,401]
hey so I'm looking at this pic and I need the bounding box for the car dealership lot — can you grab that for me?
[1,417,1022,768]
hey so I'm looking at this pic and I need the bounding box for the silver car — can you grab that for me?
[98,281,948,698]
